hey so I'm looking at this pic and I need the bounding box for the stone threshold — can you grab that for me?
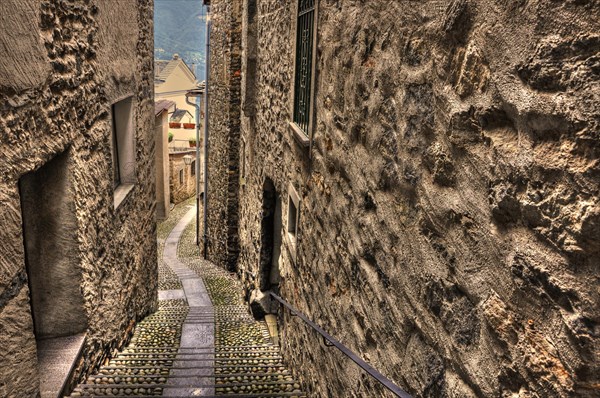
[37,333,86,398]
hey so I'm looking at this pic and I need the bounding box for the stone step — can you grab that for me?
[76,379,300,389]
[95,368,170,376]
[121,344,278,351]
[210,391,306,397]
[89,371,291,381]
[72,395,305,398]
[214,365,290,373]
[74,394,305,398]
[113,353,283,360]
[109,359,284,366]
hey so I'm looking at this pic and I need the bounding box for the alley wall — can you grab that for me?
[205,0,243,270]
[0,0,157,394]
[206,0,600,397]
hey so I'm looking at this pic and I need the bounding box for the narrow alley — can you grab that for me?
[69,202,305,397]
[1,1,598,397]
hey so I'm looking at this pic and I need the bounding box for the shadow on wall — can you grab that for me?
[249,178,282,320]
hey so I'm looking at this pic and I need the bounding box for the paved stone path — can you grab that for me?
[68,206,305,397]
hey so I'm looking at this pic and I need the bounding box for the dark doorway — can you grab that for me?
[259,179,282,292]
[19,150,87,339]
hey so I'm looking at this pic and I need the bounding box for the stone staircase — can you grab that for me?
[187,260,304,397]
[67,207,305,398]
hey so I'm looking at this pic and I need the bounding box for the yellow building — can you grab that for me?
[155,54,203,147]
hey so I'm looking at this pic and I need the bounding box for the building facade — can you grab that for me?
[155,54,203,147]
[0,0,157,395]
[205,0,600,397]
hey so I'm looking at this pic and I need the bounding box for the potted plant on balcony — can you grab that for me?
[183,121,196,130]
[189,137,197,147]
[169,121,181,128]
[168,132,174,143]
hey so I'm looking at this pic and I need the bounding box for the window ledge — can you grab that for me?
[114,183,135,209]
[288,122,310,148]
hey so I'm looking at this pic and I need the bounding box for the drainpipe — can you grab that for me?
[203,7,211,259]
[185,93,201,249]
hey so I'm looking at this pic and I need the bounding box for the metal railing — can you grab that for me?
[269,292,413,398]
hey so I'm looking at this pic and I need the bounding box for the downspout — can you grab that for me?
[184,94,200,249]
[203,6,211,259]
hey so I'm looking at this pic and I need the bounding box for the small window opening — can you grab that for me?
[287,183,300,258]
[111,97,135,188]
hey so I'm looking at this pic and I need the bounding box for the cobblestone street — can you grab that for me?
[69,203,305,397]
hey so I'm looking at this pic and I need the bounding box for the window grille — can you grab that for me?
[293,0,316,135]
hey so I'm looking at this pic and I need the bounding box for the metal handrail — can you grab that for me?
[269,292,412,398]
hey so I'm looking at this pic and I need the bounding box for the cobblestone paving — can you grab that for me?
[158,260,182,290]
[68,204,305,397]
[184,259,305,396]
[70,299,188,396]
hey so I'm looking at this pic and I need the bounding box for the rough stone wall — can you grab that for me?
[206,0,243,270]
[0,0,157,395]
[169,152,197,204]
[206,0,600,397]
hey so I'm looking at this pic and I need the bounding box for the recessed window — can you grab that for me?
[179,169,184,185]
[111,96,135,207]
[292,0,317,136]
[191,160,196,176]
[287,184,300,262]
[287,199,298,243]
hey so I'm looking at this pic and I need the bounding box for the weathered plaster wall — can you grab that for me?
[0,0,157,395]
[208,0,600,397]
[205,0,243,271]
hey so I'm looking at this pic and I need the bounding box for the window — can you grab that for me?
[292,0,316,138]
[111,96,135,207]
[287,198,298,243]
[286,183,300,262]
[179,169,184,185]
[191,160,196,176]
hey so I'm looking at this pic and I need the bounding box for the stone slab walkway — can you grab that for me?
[162,208,214,396]
[68,204,305,398]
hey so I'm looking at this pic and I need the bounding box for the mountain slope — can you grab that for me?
[154,0,206,78]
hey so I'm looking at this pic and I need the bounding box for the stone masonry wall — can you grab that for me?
[206,0,243,270]
[206,0,600,397]
[0,0,157,395]
[169,152,196,204]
